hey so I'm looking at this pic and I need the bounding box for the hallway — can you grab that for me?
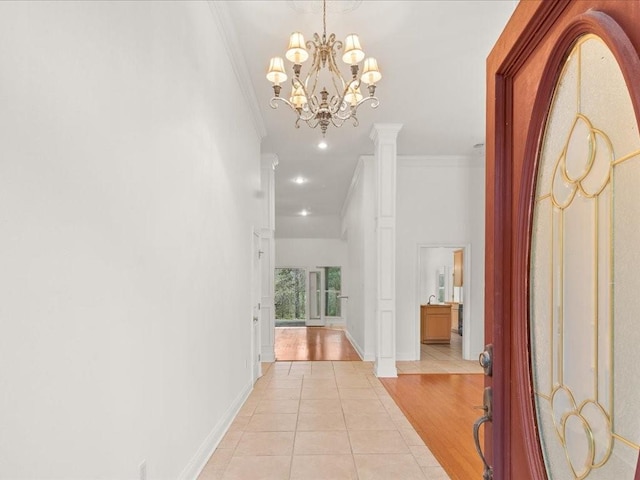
[197,361,450,480]
[274,327,361,361]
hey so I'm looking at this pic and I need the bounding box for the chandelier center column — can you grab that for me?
[370,123,402,378]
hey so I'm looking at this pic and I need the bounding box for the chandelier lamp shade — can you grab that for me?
[265,0,381,136]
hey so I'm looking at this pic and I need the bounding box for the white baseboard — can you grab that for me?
[325,318,346,327]
[344,329,375,361]
[178,380,253,480]
[375,359,398,378]
[344,329,364,360]
[396,351,420,361]
[261,347,275,363]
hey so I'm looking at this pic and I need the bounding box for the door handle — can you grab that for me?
[473,386,493,480]
[253,316,259,323]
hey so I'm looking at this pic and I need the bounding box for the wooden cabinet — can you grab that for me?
[449,302,460,332]
[420,304,452,344]
[453,249,463,286]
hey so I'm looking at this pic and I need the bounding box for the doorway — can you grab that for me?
[402,245,481,374]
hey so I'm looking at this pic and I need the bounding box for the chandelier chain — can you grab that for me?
[322,0,327,39]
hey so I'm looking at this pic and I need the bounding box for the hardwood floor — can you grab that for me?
[380,373,485,480]
[274,326,361,361]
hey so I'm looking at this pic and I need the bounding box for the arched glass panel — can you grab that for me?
[531,34,640,479]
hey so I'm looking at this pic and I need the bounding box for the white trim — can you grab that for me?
[207,1,266,140]
[374,360,398,378]
[396,351,418,361]
[345,328,369,361]
[179,380,253,480]
[261,350,276,363]
[340,155,368,222]
[415,243,473,361]
[325,317,346,328]
[398,155,480,168]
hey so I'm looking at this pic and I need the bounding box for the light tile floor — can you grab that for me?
[198,361,450,480]
[396,333,483,374]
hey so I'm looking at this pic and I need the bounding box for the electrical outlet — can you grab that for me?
[139,460,147,480]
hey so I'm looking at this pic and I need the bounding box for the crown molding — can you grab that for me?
[207,1,267,140]
[340,155,370,221]
[369,123,403,143]
[398,155,484,168]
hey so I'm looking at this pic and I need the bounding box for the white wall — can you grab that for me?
[275,214,342,239]
[276,238,348,269]
[340,158,376,360]
[0,2,261,479]
[396,156,485,360]
[468,152,486,357]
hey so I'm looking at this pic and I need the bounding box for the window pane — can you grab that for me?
[275,268,306,323]
[324,267,341,317]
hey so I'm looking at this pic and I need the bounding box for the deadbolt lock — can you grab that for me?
[479,344,493,376]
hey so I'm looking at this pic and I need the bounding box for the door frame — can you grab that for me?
[415,244,473,361]
[251,229,262,383]
[486,1,640,478]
[306,268,325,327]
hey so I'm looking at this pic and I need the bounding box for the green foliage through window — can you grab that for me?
[324,267,341,317]
[275,268,306,319]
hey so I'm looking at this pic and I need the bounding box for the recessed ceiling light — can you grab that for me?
[318,140,328,150]
[300,209,310,216]
[293,176,307,184]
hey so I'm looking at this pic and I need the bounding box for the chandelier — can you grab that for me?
[265,0,382,137]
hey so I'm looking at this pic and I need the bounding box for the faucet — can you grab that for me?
[428,295,436,305]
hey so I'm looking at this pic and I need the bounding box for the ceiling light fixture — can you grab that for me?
[318,140,328,149]
[300,209,310,216]
[293,176,307,184]
[266,0,381,137]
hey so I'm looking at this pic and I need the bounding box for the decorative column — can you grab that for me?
[370,124,402,378]
[260,153,278,362]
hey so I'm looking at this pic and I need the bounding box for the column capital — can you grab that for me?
[369,123,403,144]
[261,153,279,170]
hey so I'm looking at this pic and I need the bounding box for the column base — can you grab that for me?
[374,358,398,378]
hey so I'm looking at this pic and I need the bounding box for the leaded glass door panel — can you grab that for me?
[531,33,640,480]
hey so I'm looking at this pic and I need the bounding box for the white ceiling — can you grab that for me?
[223,0,517,220]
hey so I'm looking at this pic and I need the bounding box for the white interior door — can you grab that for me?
[251,231,262,382]
[306,269,324,327]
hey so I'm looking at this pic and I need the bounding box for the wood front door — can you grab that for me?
[484,1,640,479]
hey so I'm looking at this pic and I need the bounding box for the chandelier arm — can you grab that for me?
[303,117,321,130]
[303,35,323,99]
[269,96,316,122]
[354,95,380,110]
[329,115,349,128]
[293,79,316,116]
[331,78,361,116]
[326,39,347,102]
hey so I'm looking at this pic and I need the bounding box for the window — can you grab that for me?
[274,268,306,326]
[324,266,341,317]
